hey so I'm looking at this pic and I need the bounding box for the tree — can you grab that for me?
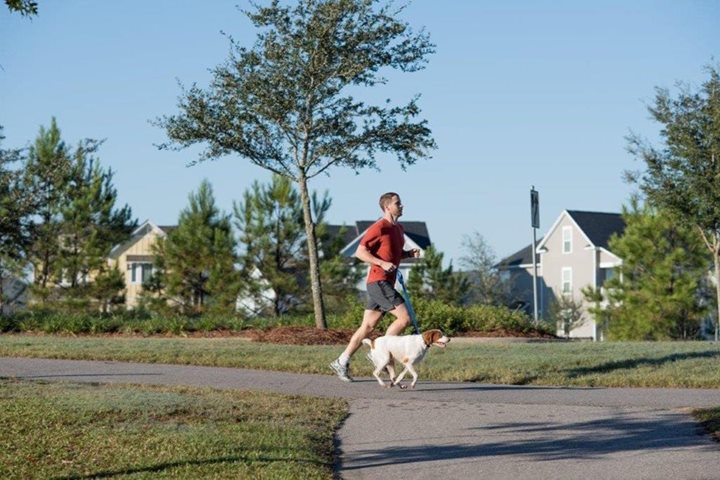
[458,231,514,306]
[156,0,436,328]
[5,0,37,16]
[22,119,136,309]
[583,198,711,340]
[89,265,126,314]
[0,127,32,312]
[627,64,720,340]
[22,119,74,300]
[408,245,469,306]
[154,180,241,315]
[548,294,586,338]
[317,222,363,314]
[58,145,136,294]
[234,174,312,316]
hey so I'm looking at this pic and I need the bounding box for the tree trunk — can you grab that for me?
[297,174,326,329]
[715,250,720,342]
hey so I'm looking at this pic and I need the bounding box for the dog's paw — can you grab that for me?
[398,384,408,390]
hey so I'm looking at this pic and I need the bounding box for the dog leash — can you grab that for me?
[396,270,421,334]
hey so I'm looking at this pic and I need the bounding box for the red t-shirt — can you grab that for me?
[360,218,405,284]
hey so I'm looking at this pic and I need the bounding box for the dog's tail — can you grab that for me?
[361,338,374,349]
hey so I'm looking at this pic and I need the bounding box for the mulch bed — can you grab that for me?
[242,326,381,345]
[239,326,555,345]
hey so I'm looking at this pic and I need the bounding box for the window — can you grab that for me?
[561,267,572,295]
[562,226,572,254]
[598,267,615,288]
[129,263,153,285]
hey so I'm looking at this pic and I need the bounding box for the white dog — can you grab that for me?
[362,329,450,389]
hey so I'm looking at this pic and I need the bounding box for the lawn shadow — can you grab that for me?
[52,453,327,479]
[566,350,720,378]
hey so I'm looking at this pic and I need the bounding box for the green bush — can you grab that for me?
[0,297,551,337]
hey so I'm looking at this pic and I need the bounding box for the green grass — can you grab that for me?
[3,335,720,388]
[0,379,347,480]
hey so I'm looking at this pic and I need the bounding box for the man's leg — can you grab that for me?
[385,302,412,335]
[342,309,384,358]
[330,309,383,382]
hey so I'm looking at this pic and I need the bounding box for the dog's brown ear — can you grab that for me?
[422,329,442,345]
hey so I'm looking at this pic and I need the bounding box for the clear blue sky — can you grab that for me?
[1,1,718,267]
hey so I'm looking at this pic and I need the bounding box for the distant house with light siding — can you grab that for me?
[499,210,625,340]
[107,220,174,309]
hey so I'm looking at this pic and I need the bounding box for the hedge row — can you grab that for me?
[328,297,552,336]
[0,299,553,337]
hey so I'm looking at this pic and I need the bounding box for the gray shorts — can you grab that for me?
[366,281,405,312]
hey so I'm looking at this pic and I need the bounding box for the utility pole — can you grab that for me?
[530,186,540,324]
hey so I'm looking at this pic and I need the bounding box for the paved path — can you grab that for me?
[2,357,720,479]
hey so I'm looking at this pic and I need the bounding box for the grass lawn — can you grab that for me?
[2,335,719,478]
[2,334,720,388]
[0,379,347,480]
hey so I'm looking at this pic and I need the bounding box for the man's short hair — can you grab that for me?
[379,192,399,211]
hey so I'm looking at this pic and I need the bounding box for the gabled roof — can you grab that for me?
[323,224,357,247]
[566,210,625,250]
[537,210,625,252]
[497,238,543,269]
[108,220,172,259]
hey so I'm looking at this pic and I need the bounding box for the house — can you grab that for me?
[1,274,28,314]
[107,220,174,309]
[496,238,545,315]
[338,220,432,291]
[499,210,625,340]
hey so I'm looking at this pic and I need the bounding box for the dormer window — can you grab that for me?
[562,226,572,254]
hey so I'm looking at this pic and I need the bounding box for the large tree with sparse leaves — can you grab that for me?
[627,64,720,340]
[5,0,37,16]
[156,0,436,328]
[458,231,515,306]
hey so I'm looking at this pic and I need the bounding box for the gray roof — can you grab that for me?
[323,224,357,246]
[497,238,543,268]
[566,210,625,249]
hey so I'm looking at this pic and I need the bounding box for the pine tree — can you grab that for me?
[627,64,720,339]
[58,145,136,294]
[317,223,363,315]
[234,174,336,316]
[584,198,711,340]
[22,119,136,309]
[0,127,31,311]
[408,245,469,306]
[157,180,240,315]
[22,118,74,301]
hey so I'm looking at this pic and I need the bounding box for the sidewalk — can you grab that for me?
[2,357,719,479]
